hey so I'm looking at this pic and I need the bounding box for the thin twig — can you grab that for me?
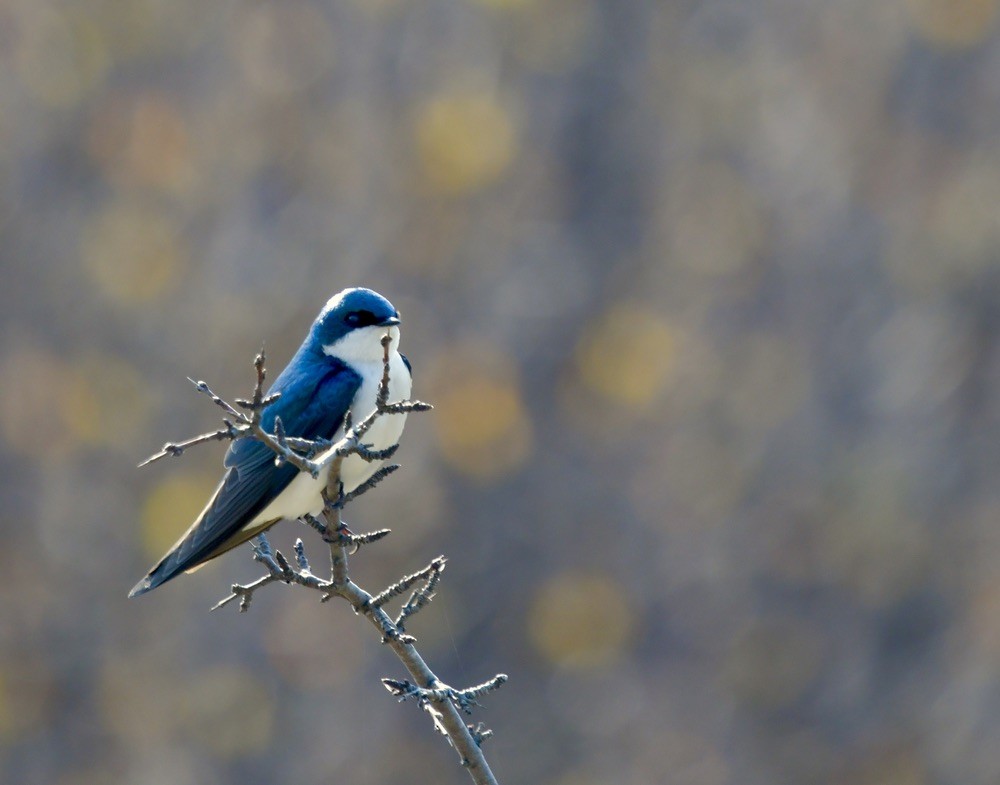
[188,377,246,419]
[333,464,400,508]
[138,423,243,467]
[396,557,447,631]
[370,557,447,610]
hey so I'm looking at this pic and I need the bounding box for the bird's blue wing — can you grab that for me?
[129,357,361,596]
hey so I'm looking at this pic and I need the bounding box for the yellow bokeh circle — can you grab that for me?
[428,342,533,480]
[528,571,635,668]
[82,202,187,305]
[16,10,109,108]
[575,303,676,408]
[88,94,194,193]
[415,92,517,194]
[906,0,999,49]
[140,474,218,562]
[0,346,100,457]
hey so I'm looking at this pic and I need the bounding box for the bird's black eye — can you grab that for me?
[344,309,376,327]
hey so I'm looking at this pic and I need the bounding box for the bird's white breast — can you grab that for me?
[246,348,412,527]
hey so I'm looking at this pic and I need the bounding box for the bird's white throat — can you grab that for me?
[323,325,401,364]
[243,340,411,529]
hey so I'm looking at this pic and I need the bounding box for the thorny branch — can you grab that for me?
[383,674,510,713]
[141,333,506,785]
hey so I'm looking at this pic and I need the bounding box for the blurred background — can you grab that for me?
[1,0,999,783]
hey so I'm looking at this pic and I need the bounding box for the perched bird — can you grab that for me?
[129,287,412,598]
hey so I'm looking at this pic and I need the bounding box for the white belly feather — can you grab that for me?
[246,349,411,527]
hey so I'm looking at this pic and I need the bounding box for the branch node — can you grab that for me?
[332,464,400,509]
[469,723,494,747]
[293,539,309,571]
[396,556,447,631]
[371,557,446,611]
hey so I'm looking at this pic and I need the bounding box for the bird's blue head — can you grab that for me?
[310,288,402,363]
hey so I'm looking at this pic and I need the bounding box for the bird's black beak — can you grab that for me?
[378,315,401,327]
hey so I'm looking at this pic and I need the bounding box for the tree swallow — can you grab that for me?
[129,287,412,598]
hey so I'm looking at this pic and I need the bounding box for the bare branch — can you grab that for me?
[210,535,288,612]
[293,539,309,571]
[252,348,266,410]
[151,339,502,785]
[382,674,509,714]
[332,464,400,509]
[396,557,446,631]
[468,723,494,747]
[377,333,392,408]
[351,441,399,463]
[370,557,447,610]
[382,673,506,757]
[210,573,279,613]
[218,523,504,783]
[345,528,392,548]
[251,533,283,575]
[188,377,247,420]
[138,423,243,467]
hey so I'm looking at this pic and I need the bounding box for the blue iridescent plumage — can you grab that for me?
[130,288,410,597]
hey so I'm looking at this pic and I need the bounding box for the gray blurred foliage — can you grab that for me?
[1,1,999,784]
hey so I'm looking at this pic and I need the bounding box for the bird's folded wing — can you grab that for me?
[134,359,362,592]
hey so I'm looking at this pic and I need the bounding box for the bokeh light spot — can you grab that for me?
[415,92,518,194]
[141,474,218,562]
[82,202,187,304]
[905,0,999,49]
[232,2,337,95]
[575,303,676,408]
[74,352,155,450]
[87,93,195,193]
[428,342,532,480]
[16,10,110,108]
[528,571,635,668]
[0,346,99,457]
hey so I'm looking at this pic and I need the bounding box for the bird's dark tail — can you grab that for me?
[128,451,299,598]
[128,562,185,598]
[127,467,282,598]
[128,517,269,598]
[127,546,198,598]
[127,573,160,598]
